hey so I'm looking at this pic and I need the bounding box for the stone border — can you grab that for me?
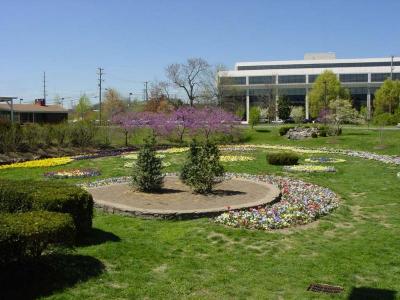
[90,176,281,220]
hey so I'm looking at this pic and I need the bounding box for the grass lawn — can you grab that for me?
[1,127,400,299]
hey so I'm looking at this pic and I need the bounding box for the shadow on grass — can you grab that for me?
[348,287,397,300]
[0,254,104,300]
[77,228,121,246]
[255,128,271,133]
[345,132,371,136]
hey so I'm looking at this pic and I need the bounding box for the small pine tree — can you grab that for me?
[180,140,225,194]
[131,135,164,192]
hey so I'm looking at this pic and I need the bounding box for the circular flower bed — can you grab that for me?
[215,173,339,230]
[44,168,101,179]
[0,157,73,170]
[283,165,336,173]
[304,157,346,163]
[220,155,255,162]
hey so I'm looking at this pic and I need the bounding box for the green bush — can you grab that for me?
[279,125,295,136]
[0,180,93,236]
[0,122,23,153]
[70,121,97,148]
[180,140,224,194]
[249,107,261,129]
[267,152,299,165]
[0,186,32,213]
[131,135,164,192]
[0,211,75,265]
[318,125,329,137]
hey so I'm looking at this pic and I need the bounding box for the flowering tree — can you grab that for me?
[112,112,143,146]
[170,107,197,143]
[191,107,239,140]
[328,99,359,135]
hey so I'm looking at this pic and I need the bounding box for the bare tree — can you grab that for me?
[197,64,228,105]
[166,58,210,106]
[150,80,171,100]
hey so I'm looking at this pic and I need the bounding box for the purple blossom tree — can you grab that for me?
[112,112,144,146]
[191,107,239,140]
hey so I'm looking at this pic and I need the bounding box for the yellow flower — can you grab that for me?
[220,155,255,162]
[0,157,73,170]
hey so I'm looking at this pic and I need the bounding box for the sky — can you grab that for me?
[1,0,400,107]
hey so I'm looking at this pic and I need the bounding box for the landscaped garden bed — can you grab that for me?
[215,173,339,230]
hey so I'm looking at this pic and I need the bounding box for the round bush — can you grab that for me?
[0,180,93,237]
[267,152,299,165]
[0,211,75,265]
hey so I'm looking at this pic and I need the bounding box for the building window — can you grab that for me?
[249,76,275,84]
[339,73,368,83]
[219,77,246,85]
[371,73,391,82]
[278,75,306,84]
[308,74,319,83]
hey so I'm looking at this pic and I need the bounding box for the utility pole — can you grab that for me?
[128,92,133,107]
[144,81,148,101]
[43,71,47,102]
[97,67,104,125]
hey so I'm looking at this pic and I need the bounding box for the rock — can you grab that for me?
[285,127,319,140]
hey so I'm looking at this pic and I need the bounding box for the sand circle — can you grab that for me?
[88,176,280,219]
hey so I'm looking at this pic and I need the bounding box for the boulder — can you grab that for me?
[286,127,319,140]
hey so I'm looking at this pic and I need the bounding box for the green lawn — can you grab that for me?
[1,127,400,299]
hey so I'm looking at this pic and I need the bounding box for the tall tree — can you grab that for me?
[103,88,126,120]
[166,58,210,106]
[75,94,92,120]
[374,79,400,114]
[309,70,349,118]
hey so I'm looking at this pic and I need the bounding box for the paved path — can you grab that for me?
[89,176,280,219]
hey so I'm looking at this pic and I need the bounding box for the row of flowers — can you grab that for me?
[215,173,339,230]
[0,157,73,170]
[44,168,101,179]
[304,157,346,163]
[283,165,337,173]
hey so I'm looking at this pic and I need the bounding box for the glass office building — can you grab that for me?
[218,53,400,122]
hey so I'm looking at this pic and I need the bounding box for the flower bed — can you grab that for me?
[124,161,171,168]
[157,147,188,154]
[122,153,165,160]
[220,155,255,162]
[283,165,336,173]
[304,157,346,163]
[0,157,73,170]
[44,168,101,179]
[215,173,339,230]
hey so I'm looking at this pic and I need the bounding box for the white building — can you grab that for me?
[218,53,400,122]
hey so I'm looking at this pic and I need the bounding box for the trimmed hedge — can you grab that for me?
[279,125,295,136]
[267,152,299,165]
[0,211,75,265]
[0,180,93,236]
